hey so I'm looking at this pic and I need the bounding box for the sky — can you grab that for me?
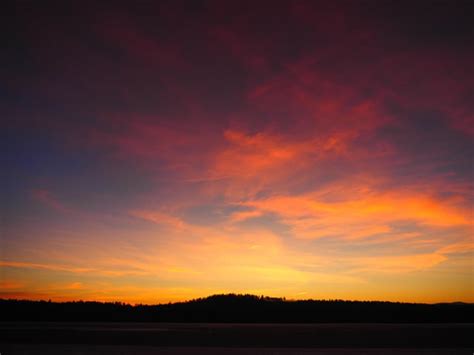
[2,0,473,304]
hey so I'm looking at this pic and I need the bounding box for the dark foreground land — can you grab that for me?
[1,295,473,354]
[1,344,472,355]
[1,295,473,322]
[1,322,473,351]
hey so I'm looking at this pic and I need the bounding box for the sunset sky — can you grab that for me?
[2,0,473,304]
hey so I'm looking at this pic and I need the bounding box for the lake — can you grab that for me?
[1,322,472,354]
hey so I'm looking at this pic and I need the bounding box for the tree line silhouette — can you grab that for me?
[1,294,472,322]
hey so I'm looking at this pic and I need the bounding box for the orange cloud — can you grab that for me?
[241,188,469,240]
[203,128,374,200]
[64,282,84,290]
[211,129,309,180]
[130,210,186,229]
[229,209,264,223]
[437,241,474,255]
[0,260,147,277]
[0,280,25,290]
[350,253,447,273]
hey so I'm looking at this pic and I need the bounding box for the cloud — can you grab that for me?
[240,185,470,240]
[0,280,25,290]
[129,210,186,230]
[0,260,147,277]
[229,209,264,223]
[350,253,447,273]
[31,189,70,214]
[437,242,474,255]
[97,15,186,70]
[64,282,84,290]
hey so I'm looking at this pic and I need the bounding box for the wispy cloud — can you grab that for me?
[31,189,71,214]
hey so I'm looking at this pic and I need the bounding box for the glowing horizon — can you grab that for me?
[2,1,473,305]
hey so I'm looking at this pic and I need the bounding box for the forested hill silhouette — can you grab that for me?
[1,294,472,322]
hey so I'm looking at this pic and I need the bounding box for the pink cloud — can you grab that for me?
[31,189,70,214]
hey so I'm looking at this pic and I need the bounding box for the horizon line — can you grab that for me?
[2,293,472,306]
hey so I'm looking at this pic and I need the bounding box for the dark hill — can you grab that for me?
[1,294,472,322]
